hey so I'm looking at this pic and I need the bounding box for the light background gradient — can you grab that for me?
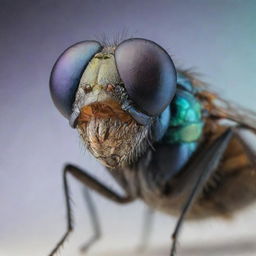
[1,0,256,256]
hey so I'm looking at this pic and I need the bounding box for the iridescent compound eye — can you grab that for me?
[115,38,177,116]
[49,41,102,119]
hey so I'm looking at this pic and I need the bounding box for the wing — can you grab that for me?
[198,91,256,133]
[178,70,256,133]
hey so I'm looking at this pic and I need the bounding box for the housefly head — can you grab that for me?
[50,38,177,168]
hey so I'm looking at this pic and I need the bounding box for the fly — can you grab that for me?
[48,38,256,256]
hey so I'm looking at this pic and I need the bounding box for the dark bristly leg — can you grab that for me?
[80,187,101,253]
[137,206,154,252]
[170,128,234,256]
[48,168,73,256]
[48,164,134,256]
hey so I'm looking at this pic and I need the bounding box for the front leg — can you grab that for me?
[170,128,234,256]
[48,164,134,256]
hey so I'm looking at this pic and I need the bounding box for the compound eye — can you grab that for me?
[115,38,177,116]
[50,41,102,119]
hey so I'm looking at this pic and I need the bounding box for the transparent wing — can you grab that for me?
[196,89,256,133]
[178,70,256,133]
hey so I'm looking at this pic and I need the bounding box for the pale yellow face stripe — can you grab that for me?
[79,53,121,87]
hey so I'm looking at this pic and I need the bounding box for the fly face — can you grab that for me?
[74,51,150,168]
[50,38,177,168]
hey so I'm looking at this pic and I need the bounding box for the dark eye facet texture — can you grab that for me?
[115,38,177,116]
[49,41,102,118]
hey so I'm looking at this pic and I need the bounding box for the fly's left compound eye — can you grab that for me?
[115,38,177,116]
[49,41,102,119]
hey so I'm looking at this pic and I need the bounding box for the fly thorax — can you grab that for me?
[163,89,204,144]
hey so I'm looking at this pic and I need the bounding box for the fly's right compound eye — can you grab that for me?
[49,41,102,119]
[115,38,177,116]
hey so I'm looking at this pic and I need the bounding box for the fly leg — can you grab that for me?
[170,128,234,256]
[80,186,101,253]
[137,206,154,252]
[48,164,134,256]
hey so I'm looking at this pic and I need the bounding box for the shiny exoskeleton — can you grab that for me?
[48,38,256,256]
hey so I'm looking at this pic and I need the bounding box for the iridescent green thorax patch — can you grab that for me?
[164,87,204,144]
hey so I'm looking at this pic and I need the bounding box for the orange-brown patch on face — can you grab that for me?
[76,100,149,168]
[77,100,133,124]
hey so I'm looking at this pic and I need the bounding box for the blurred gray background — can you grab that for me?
[1,0,256,256]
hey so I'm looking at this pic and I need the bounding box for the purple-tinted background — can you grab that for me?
[1,1,256,256]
